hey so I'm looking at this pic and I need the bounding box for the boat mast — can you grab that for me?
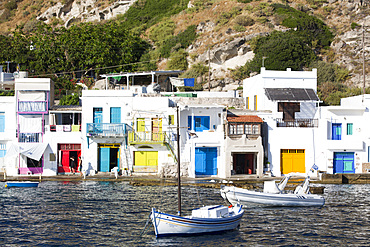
[177,105,182,216]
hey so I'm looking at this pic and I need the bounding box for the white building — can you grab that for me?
[0,95,16,174]
[81,90,177,176]
[315,94,370,174]
[243,67,320,177]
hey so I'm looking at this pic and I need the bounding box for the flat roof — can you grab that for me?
[265,88,319,101]
[101,70,183,78]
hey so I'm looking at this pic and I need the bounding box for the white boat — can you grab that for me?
[221,176,325,207]
[151,205,244,237]
[150,106,244,237]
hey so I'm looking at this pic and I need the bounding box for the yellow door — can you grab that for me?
[134,151,158,167]
[281,149,305,174]
[137,118,145,132]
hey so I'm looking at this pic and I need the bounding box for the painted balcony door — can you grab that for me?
[332,123,342,140]
[137,118,145,132]
[93,108,103,123]
[0,113,4,132]
[110,107,121,123]
[152,118,162,141]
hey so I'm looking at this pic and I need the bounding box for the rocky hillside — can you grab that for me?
[0,0,369,89]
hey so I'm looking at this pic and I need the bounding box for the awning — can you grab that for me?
[170,77,195,87]
[6,143,49,161]
[265,88,319,101]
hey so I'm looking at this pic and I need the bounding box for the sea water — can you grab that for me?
[0,181,368,246]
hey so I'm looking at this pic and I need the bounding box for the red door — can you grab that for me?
[58,151,71,173]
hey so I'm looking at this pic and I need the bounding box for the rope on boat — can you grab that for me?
[139,213,151,238]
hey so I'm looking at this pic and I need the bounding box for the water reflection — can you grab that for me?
[0,182,368,246]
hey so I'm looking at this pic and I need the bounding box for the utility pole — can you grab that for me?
[363,24,365,95]
[208,48,211,92]
[176,105,181,216]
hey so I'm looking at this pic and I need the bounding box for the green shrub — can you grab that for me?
[351,22,361,29]
[272,4,334,49]
[180,63,208,79]
[160,25,197,58]
[217,7,242,25]
[59,94,80,105]
[234,15,255,26]
[5,0,17,11]
[118,0,189,33]
[234,24,246,32]
[148,19,176,46]
[167,49,188,70]
[237,0,254,3]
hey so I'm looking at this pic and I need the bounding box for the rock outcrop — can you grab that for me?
[37,0,137,28]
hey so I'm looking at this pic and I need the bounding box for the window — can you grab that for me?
[168,115,174,125]
[237,124,244,134]
[252,125,260,134]
[332,123,342,140]
[254,95,257,111]
[93,108,103,123]
[246,97,249,110]
[110,107,121,123]
[347,123,353,135]
[188,116,210,132]
[245,124,252,134]
[0,112,4,132]
[0,143,6,158]
[229,124,236,135]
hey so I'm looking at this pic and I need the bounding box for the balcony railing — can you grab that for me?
[86,123,129,137]
[128,131,171,144]
[18,101,48,113]
[18,133,42,143]
[49,125,81,132]
[276,118,318,128]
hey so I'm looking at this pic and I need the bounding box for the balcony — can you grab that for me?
[18,101,48,114]
[49,125,81,132]
[18,133,42,143]
[86,123,129,137]
[276,118,318,128]
[128,131,171,145]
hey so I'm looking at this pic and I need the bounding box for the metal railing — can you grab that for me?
[86,123,129,137]
[276,118,318,128]
[128,131,171,144]
[18,101,48,113]
[18,133,42,143]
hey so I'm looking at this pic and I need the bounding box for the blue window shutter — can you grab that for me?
[202,116,210,130]
[0,115,4,132]
[188,116,192,131]
[110,107,121,123]
[332,123,342,140]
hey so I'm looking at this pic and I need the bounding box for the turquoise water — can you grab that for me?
[0,181,369,246]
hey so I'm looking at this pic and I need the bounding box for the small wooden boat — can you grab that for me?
[5,181,39,188]
[151,205,244,237]
[221,176,325,207]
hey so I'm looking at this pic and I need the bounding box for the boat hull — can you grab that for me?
[151,206,244,237]
[5,182,39,188]
[221,186,325,207]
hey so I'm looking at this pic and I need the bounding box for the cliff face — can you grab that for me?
[0,0,369,89]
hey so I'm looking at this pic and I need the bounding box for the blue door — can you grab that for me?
[0,113,5,132]
[195,147,217,175]
[99,147,110,172]
[110,107,121,123]
[332,123,342,140]
[334,152,355,173]
[93,108,103,123]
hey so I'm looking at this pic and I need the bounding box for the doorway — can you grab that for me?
[232,153,256,175]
